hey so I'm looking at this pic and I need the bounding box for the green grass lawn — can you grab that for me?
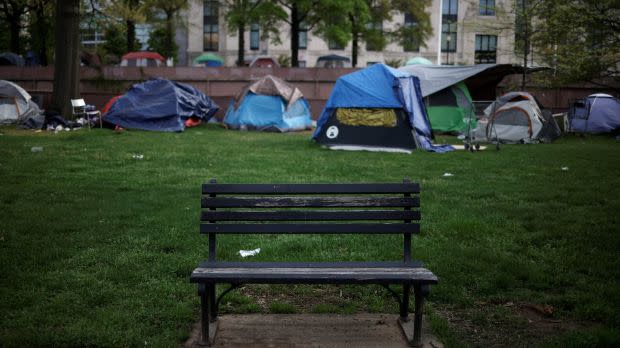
[0,125,619,347]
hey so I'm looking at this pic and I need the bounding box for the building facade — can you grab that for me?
[184,0,518,67]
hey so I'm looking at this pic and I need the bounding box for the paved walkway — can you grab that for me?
[184,314,443,348]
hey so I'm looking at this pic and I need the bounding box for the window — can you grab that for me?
[441,0,457,53]
[203,1,219,51]
[479,0,495,16]
[299,22,308,49]
[403,13,420,52]
[328,39,344,50]
[475,35,497,63]
[250,23,259,50]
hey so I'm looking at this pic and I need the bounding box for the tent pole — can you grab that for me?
[13,97,21,115]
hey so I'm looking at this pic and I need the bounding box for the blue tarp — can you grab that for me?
[313,63,453,152]
[569,94,620,133]
[104,78,219,132]
[224,93,312,132]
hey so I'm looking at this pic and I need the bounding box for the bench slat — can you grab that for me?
[200,223,420,234]
[203,183,420,195]
[201,210,420,221]
[190,266,438,284]
[201,196,420,208]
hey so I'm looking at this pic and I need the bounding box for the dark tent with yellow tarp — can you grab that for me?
[312,64,453,153]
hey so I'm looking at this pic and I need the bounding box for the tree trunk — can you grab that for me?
[521,4,528,90]
[237,22,245,66]
[350,14,358,68]
[35,5,48,66]
[51,0,80,118]
[166,11,174,59]
[9,14,21,53]
[290,4,300,67]
[127,19,136,52]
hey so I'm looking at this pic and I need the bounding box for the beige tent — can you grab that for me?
[0,80,41,124]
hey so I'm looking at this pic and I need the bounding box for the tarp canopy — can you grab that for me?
[104,78,219,132]
[405,57,433,66]
[234,75,304,110]
[0,80,41,124]
[399,64,548,100]
[568,93,620,133]
[224,75,312,132]
[313,63,453,152]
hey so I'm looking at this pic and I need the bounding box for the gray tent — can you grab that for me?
[0,80,41,124]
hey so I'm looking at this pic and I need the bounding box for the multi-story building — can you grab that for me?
[182,0,519,67]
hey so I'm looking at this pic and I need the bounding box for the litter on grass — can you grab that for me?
[30,146,43,152]
[561,167,569,171]
[443,172,454,177]
[132,154,144,159]
[239,248,261,257]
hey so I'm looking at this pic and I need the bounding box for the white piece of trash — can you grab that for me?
[31,146,43,152]
[561,167,569,171]
[132,154,144,159]
[443,172,454,177]
[239,248,261,257]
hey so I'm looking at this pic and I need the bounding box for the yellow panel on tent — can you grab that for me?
[336,108,397,127]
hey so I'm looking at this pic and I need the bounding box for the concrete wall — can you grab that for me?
[0,66,355,120]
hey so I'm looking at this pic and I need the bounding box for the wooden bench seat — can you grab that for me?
[190,179,438,347]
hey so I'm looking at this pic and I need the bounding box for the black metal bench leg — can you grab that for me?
[412,284,425,346]
[400,284,410,321]
[198,283,219,346]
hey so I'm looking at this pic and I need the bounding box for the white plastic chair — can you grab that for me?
[71,98,102,129]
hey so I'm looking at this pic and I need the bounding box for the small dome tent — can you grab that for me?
[223,75,312,132]
[103,78,219,132]
[568,93,620,134]
[476,92,560,143]
[312,64,453,153]
[0,80,41,124]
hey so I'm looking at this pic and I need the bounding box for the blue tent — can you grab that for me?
[568,93,620,134]
[224,75,312,132]
[104,78,219,132]
[313,64,453,153]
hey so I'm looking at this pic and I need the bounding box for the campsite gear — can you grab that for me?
[316,54,352,68]
[0,80,41,125]
[71,98,102,129]
[313,63,453,153]
[120,52,166,67]
[223,75,312,132]
[405,57,433,66]
[476,92,560,143]
[567,94,620,134]
[104,78,219,132]
[193,53,224,67]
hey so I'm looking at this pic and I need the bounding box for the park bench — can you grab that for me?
[190,179,438,346]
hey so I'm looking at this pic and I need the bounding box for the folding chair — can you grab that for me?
[71,98,102,129]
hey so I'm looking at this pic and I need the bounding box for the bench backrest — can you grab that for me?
[201,179,421,262]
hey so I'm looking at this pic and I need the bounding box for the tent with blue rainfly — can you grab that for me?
[103,78,219,132]
[568,93,620,134]
[313,63,453,153]
[224,75,313,132]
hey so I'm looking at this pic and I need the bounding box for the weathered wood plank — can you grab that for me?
[190,266,438,283]
[202,183,420,195]
[199,223,420,234]
[201,210,421,222]
[201,196,420,208]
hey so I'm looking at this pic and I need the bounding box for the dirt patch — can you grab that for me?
[434,301,597,347]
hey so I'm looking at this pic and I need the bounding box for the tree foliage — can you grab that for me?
[223,0,286,66]
[145,0,187,61]
[533,0,620,87]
